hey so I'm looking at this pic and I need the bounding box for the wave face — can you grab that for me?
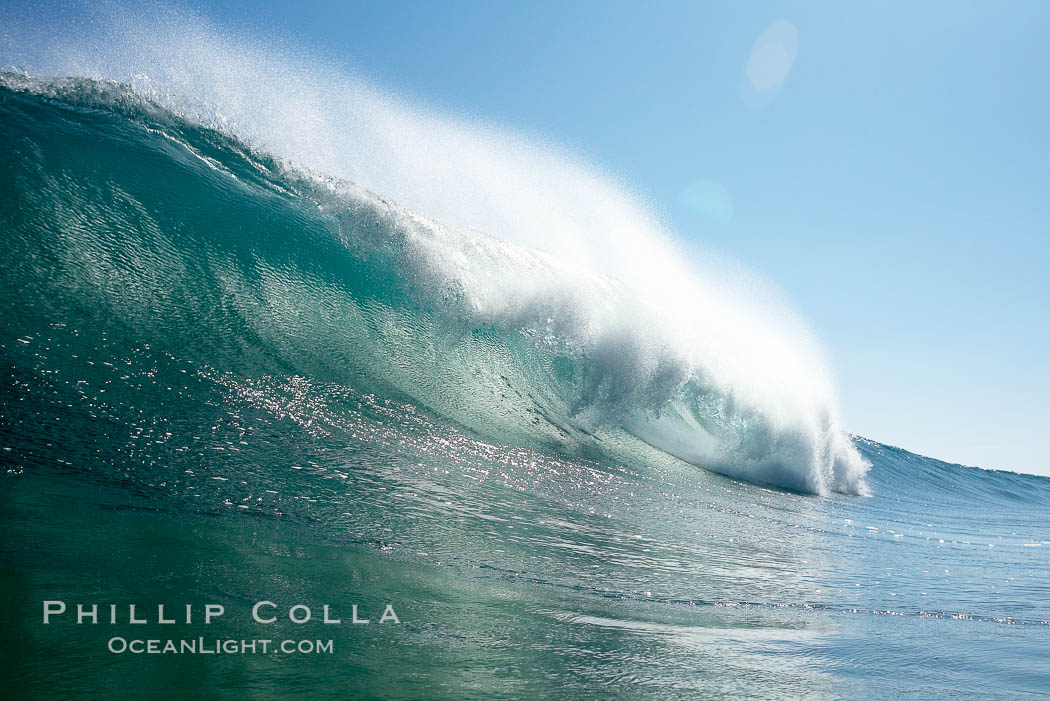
[0,73,867,495]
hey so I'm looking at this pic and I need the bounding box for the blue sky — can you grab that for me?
[19,1,1050,475]
[171,1,1050,476]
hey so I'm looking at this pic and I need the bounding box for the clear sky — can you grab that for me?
[18,1,1050,475]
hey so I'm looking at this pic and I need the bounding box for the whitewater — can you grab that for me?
[1,6,1049,700]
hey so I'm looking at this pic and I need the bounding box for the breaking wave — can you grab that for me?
[0,8,869,494]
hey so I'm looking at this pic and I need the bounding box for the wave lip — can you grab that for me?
[1,11,870,496]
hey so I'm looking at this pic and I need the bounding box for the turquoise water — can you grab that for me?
[2,78,1049,699]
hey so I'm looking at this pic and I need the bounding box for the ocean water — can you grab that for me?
[2,75,1049,700]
